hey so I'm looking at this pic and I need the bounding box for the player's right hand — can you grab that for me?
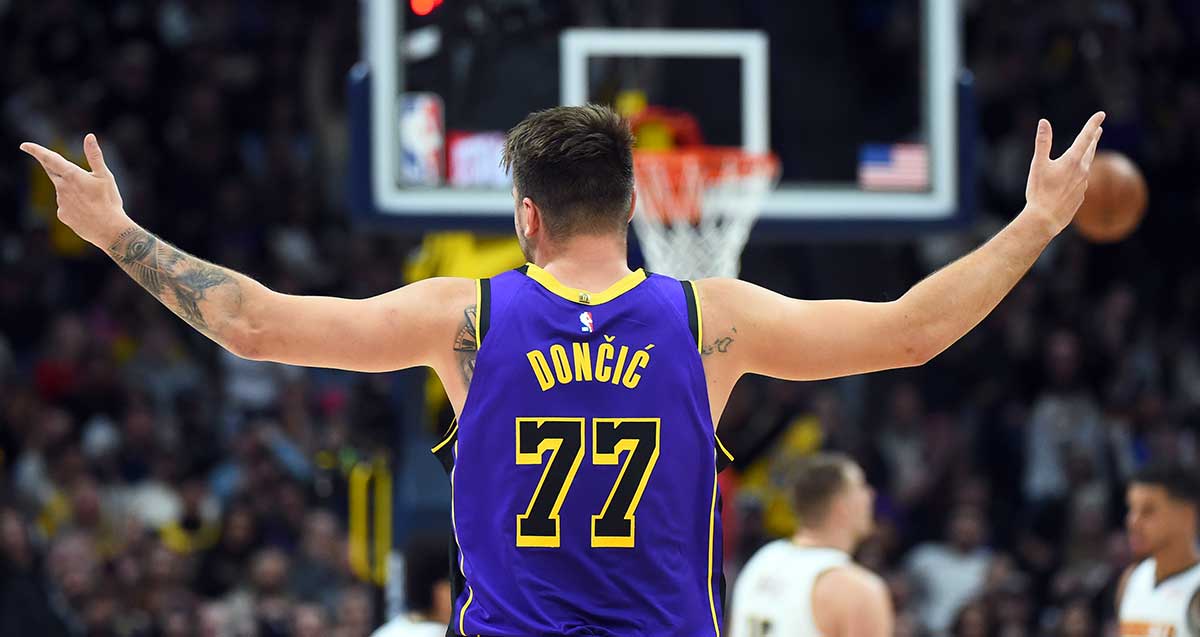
[1022,111,1105,236]
[20,134,130,248]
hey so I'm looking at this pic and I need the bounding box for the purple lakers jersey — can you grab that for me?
[431,264,733,637]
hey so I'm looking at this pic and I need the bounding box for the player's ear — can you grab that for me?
[522,197,541,238]
[829,494,850,522]
[627,189,637,224]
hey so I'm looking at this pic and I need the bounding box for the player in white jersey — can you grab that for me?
[730,454,892,637]
[371,535,452,637]
[1117,462,1200,637]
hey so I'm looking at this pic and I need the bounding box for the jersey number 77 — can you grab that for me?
[515,417,660,549]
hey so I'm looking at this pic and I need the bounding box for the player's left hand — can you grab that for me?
[1022,111,1105,236]
[20,134,131,248]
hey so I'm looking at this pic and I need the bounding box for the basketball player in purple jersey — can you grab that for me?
[23,106,1103,636]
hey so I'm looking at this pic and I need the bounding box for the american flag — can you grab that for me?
[857,143,929,191]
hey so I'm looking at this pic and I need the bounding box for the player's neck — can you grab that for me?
[1154,539,1200,584]
[791,527,855,554]
[533,235,632,291]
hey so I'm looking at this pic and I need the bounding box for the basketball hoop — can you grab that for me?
[632,147,780,280]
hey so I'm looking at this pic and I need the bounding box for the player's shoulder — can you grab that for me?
[396,276,479,329]
[1115,563,1135,612]
[691,277,789,317]
[691,277,758,323]
[407,275,478,296]
[813,563,893,636]
[1117,562,1137,589]
[691,277,757,301]
[818,562,888,590]
[813,563,889,604]
[743,539,789,565]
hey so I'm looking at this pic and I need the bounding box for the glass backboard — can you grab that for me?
[350,0,971,231]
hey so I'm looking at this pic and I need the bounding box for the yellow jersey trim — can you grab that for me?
[450,440,476,635]
[706,453,721,636]
[431,420,459,454]
[474,279,482,344]
[459,585,475,635]
[692,281,704,353]
[523,263,647,305]
[716,436,734,464]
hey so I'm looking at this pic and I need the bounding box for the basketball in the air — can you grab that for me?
[1072,151,1148,243]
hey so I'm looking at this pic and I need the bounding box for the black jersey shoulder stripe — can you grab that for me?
[477,278,492,345]
[680,280,701,352]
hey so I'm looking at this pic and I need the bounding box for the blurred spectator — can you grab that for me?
[197,601,234,637]
[224,547,295,636]
[906,506,994,634]
[289,509,345,612]
[292,602,331,637]
[1054,597,1096,637]
[950,600,992,637]
[159,468,221,555]
[335,585,377,637]
[194,500,261,599]
[0,505,70,635]
[1023,330,1108,506]
[371,534,453,637]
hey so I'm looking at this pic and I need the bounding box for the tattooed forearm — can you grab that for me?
[168,267,233,329]
[112,230,169,293]
[702,326,737,356]
[452,305,478,384]
[108,228,241,338]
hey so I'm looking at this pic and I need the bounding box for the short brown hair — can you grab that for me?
[501,104,635,237]
[1132,462,1200,505]
[793,453,856,528]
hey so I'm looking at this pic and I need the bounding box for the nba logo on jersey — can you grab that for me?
[579,311,594,333]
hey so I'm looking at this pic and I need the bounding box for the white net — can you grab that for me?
[632,150,780,280]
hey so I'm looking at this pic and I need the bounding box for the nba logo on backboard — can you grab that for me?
[448,132,511,188]
[397,92,444,186]
[579,312,594,333]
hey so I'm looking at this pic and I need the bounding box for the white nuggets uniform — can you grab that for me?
[1119,558,1200,637]
[729,541,849,637]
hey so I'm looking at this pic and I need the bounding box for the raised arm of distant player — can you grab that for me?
[813,566,894,637]
[19,136,474,380]
[698,112,1105,383]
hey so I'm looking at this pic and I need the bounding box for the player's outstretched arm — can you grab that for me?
[698,112,1105,382]
[813,566,894,637]
[20,135,470,374]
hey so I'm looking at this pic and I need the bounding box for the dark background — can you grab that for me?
[2,1,1200,636]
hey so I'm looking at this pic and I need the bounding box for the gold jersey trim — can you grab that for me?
[523,263,647,305]
[707,451,721,637]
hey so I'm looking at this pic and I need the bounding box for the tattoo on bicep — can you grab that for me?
[108,228,238,336]
[452,305,478,384]
[701,325,736,356]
